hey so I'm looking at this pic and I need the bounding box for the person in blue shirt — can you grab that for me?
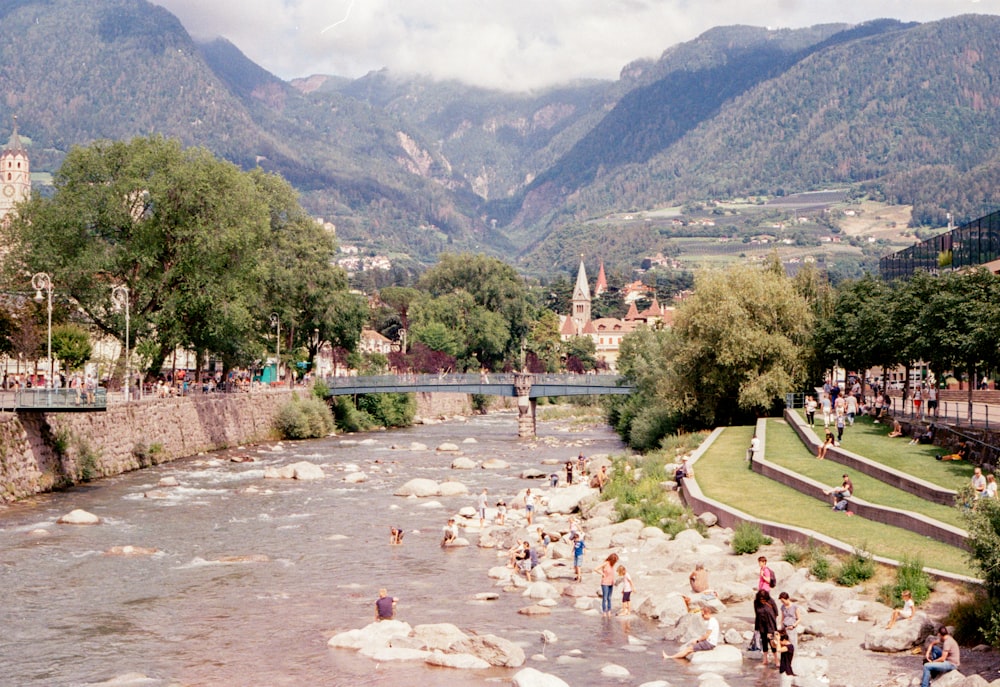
[572,532,585,582]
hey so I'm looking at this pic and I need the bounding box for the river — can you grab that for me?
[0,410,761,687]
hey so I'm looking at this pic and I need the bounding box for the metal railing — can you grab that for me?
[12,388,108,411]
[321,373,630,390]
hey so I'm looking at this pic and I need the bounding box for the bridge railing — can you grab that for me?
[13,388,109,411]
[321,373,630,390]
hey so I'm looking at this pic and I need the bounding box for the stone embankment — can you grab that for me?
[0,390,492,503]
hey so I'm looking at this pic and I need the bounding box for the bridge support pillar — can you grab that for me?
[514,373,535,438]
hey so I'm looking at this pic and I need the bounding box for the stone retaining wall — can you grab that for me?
[0,390,489,503]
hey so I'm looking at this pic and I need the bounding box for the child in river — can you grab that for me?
[617,565,634,616]
[389,527,404,545]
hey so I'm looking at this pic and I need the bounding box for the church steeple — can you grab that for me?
[595,261,607,297]
[571,256,592,331]
[1,115,31,222]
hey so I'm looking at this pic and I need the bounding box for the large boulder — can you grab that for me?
[523,582,560,600]
[438,481,469,496]
[451,456,477,469]
[437,443,460,452]
[453,634,526,667]
[481,458,510,470]
[289,461,325,480]
[864,612,934,652]
[545,485,595,514]
[57,509,101,525]
[343,472,367,484]
[511,667,570,687]
[394,478,440,497]
[365,646,430,661]
[327,620,413,652]
[637,591,688,625]
[687,644,743,667]
[520,468,548,479]
[672,529,705,549]
[796,581,857,613]
[424,650,490,669]
[411,623,469,651]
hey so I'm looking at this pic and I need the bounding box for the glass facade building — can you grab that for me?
[879,209,1000,280]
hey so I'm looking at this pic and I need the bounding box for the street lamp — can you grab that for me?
[270,313,280,384]
[111,285,130,402]
[31,272,52,389]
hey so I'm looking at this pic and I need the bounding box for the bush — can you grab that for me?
[810,553,832,581]
[783,543,806,565]
[603,454,690,535]
[835,548,876,587]
[944,593,995,646]
[732,521,771,555]
[878,556,934,608]
[356,392,415,428]
[311,379,329,400]
[331,396,373,433]
[274,395,335,439]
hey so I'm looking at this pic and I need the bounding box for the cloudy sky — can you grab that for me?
[154,0,1000,91]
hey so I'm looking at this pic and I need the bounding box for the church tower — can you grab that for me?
[0,117,31,222]
[571,257,592,331]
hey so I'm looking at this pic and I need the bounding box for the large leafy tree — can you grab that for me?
[416,253,530,368]
[5,136,268,376]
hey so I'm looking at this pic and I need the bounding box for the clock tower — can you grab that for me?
[0,116,31,223]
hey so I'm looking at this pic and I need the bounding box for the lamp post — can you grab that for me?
[31,273,53,389]
[111,285,130,402]
[270,313,280,385]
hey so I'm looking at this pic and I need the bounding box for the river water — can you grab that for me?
[0,411,761,687]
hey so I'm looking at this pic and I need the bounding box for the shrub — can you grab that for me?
[944,593,994,646]
[274,395,335,439]
[331,396,373,433]
[810,553,832,581]
[311,379,329,400]
[835,548,876,587]
[603,453,690,534]
[783,543,806,565]
[732,521,771,555]
[878,556,934,608]
[356,392,415,428]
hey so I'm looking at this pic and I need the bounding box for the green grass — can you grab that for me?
[794,410,973,490]
[766,419,964,528]
[695,426,974,576]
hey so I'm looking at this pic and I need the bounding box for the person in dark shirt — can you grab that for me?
[375,589,397,621]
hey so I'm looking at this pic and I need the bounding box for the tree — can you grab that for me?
[614,265,815,445]
[4,136,269,378]
[51,324,92,372]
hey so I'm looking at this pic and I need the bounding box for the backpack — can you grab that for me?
[768,568,777,587]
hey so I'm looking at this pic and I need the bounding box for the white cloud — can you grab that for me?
[153,0,1000,90]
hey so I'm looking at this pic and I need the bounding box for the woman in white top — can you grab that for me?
[986,474,998,499]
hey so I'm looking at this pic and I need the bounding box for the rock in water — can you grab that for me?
[424,650,491,669]
[394,478,440,497]
[511,667,570,687]
[57,509,100,525]
[290,462,325,480]
[481,458,510,469]
[453,634,526,667]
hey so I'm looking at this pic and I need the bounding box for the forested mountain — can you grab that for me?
[3,0,1000,270]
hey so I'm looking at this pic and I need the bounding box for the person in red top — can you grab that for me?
[758,556,775,592]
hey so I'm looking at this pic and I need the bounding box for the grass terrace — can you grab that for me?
[793,411,974,490]
[767,418,964,528]
[695,425,974,576]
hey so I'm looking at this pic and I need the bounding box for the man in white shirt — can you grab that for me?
[664,607,719,659]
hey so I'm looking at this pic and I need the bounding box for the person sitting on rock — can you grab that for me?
[590,466,609,492]
[374,588,397,621]
[440,518,458,547]
[921,625,960,687]
[683,562,717,611]
[663,607,719,659]
[886,589,914,629]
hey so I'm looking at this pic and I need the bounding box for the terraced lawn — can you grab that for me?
[766,419,964,528]
[694,425,974,576]
[793,410,973,490]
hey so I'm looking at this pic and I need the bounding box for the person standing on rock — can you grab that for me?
[754,589,779,668]
[572,532,585,582]
[777,630,795,678]
[495,497,507,525]
[565,460,574,485]
[921,625,960,687]
[617,565,634,616]
[524,489,535,525]
[757,556,775,592]
[777,592,801,646]
[595,552,619,617]
[477,488,488,527]
[374,589,397,621]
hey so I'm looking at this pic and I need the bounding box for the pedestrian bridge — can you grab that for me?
[322,373,633,438]
[322,373,633,398]
[1,388,109,413]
